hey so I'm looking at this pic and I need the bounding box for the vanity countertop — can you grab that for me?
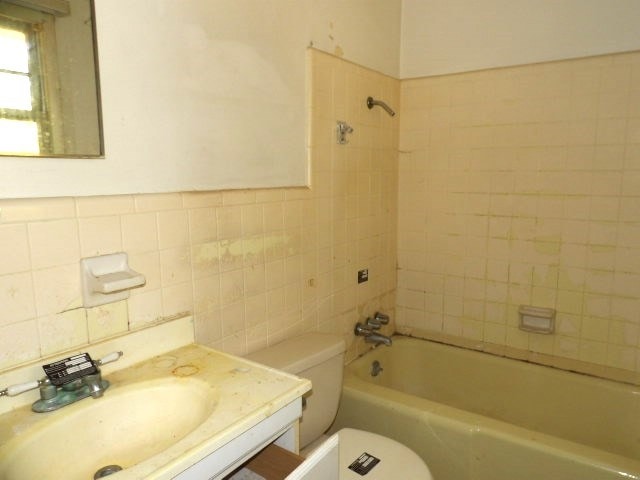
[0,343,311,480]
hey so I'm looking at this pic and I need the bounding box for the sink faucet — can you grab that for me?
[0,351,123,412]
[354,312,392,346]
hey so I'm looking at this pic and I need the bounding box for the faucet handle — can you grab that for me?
[374,312,390,324]
[0,379,43,397]
[95,351,123,367]
[354,322,373,336]
[366,317,382,329]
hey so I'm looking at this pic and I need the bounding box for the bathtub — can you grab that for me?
[330,336,640,480]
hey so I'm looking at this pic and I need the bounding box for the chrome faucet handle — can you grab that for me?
[366,317,382,330]
[354,322,373,336]
[373,312,390,324]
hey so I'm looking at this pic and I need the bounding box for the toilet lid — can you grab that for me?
[337,428,433,480]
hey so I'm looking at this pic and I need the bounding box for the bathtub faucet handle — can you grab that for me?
[366,317,383,330]
[374,312,390,325]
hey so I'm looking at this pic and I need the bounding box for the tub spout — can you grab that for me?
[366,332,392,346]
[354,322,392,346]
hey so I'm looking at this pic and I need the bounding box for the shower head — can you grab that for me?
[366,96,396,117]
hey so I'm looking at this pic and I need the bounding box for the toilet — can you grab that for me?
[246,332,433,479]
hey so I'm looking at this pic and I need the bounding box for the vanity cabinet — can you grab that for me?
[175,399,302,479]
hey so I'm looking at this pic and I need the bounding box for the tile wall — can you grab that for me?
[397,51,640,382]
[0,49,399,372]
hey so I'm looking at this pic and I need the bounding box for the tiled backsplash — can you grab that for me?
[397,51,640,382]
[0,49,399,372]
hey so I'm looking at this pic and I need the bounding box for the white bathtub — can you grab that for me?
[330,336,640,480]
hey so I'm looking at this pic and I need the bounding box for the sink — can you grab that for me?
[0,378,217,480]
[0,341,310,480]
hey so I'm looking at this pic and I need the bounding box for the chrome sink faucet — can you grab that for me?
[0,351,123,413]
[354,312,392,346]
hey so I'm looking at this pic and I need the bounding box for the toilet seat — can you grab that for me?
[337,428,433,479]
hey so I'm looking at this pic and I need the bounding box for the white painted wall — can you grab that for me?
[401,0,640,78]
[310,0,401,78]
[0,0,401,199]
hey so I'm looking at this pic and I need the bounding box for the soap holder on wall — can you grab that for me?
[518,305,555,334]
[81,253,146,308]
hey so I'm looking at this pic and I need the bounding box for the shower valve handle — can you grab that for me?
[374,312,390,325]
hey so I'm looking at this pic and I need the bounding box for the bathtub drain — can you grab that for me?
[94,465,123,478]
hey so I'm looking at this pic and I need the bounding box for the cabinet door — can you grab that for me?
[285,434,339,480]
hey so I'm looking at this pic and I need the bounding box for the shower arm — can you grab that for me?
[366,96,396,117]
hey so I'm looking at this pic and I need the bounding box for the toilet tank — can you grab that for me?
[246,333,345,448]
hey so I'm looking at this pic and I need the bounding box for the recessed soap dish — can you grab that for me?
[518,305,555,334]
[81,253,146,308]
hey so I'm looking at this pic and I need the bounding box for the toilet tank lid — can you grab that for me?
[245,333,346,374]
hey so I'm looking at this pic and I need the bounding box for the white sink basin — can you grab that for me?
[0,343,310,480]
[0,378,217,480]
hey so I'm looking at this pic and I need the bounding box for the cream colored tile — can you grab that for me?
[0,272,36,325]
[0,224,30,275]
[193,309,222,346]
[32,264,81,316]
[161,282,193,317]
[87,300,129,341]
[221,332,247,356]
[247,322,269,353]
[606,345,636,371]
[121,212,158,253]
[159,247,191,286]
[181,191,223,208]
[191,242,220,279]
[220,269,244,306]
[28,219,80,269]
[222,190,255,206]
[38,309,88,356]
[189,208,217,245]
[78,215,122,257]
[0,320,40,370]
[244,264,266,297]
[218,239,244,272]
[245,293,267,328]
[75,195,134,217]
[255,189,285,204]
[241,204,264,236]
[134,193,182,212]
[128,289,163,328]
[217,206,242,239]
[627,117,640,144]
[243,235,265,267]
[193,274,220,314]
[129,251,161,290]
[222,301,245,336]
[579,339,607,365]
[0,197,75,223]
[157,210,189,249]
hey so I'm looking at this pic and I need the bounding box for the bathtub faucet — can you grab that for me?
[354,321,392,346]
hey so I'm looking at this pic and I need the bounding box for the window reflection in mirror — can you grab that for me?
[0,0,102,157]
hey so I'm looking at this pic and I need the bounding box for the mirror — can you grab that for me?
[0,0,102,157]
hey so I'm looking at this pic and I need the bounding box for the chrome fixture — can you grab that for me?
[336,120,354,144]
[366,96,396,117]
[368,311,390,329]
[0,351,123,413]
[355,319,392,346]
[371,360,384,377]
[94,465,123,479]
